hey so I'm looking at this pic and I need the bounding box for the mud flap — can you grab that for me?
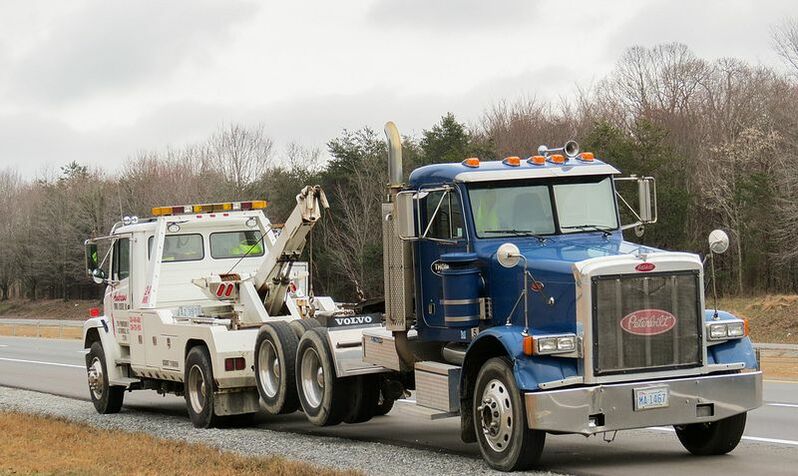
[213,389,260,416]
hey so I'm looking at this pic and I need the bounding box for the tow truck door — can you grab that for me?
[105,237,133,345]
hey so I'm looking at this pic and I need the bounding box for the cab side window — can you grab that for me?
[423,190,465,241]
[112,238,130,281]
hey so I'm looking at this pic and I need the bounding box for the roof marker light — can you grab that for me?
[462,157,480,168]
[550,154,566,164]
[579,152,595,162]
[528,155,546,166]
[502,156,521,167]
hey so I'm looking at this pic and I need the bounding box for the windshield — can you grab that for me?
[468,176,618,238]
[554,178,617,233]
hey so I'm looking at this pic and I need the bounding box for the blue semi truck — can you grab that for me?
[342,122,759,470]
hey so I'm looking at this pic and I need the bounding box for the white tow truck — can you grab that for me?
[83,186,388,427]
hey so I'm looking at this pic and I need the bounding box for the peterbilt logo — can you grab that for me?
[333,315,374,326]
[620,309,676,336]
[635,262,656,272]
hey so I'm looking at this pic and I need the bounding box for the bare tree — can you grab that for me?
[207,124,275,192]
[773,18,798,75]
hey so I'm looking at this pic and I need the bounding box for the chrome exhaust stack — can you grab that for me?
[385,121,403,190]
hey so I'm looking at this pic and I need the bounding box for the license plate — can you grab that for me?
[634,386,669,411]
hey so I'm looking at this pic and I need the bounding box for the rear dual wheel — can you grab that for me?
[296,327,355,426]
[255,321,300,415]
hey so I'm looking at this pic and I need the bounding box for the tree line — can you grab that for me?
[1,31,798,302]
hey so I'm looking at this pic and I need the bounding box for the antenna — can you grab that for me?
[117,183,124,221]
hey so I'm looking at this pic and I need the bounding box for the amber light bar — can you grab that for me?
[151,200,267,217]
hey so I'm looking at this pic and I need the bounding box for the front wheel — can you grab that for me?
[473,357,545,471]
[675,412,747,455]
[86,341,124,414]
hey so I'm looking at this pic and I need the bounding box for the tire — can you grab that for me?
[675,412,747,455]
[295,327,352,426]
[473,357,545,471]
[86,341,124,414]
[289,318,321,340]
[375,390,395,416]
[344,374,380,424]
[254,321,300,415]
[184,346,220,428]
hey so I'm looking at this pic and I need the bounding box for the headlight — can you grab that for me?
[530,334,579,355]
[706,319,748,341]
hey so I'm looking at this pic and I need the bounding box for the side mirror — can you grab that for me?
[637,177,656,224]
[395,191,417,239]
[708,229,729,254]
[91,268,107,285]
[497,243,521,268]
[85,241,106,285]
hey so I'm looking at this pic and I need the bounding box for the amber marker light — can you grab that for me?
[550,154,566,164]
[462,157,481,168]
[523,335,535,356]
[580,152,595,162]
[528,155,546,166]
[502,156,521,167]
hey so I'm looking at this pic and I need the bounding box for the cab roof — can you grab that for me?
[407,157,620,187]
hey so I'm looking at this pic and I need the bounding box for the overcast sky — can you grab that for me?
[0,0,794,177]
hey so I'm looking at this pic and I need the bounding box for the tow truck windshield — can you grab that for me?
[469,176,618,238]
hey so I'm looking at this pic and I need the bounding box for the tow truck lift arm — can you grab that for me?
[254,185,329,316]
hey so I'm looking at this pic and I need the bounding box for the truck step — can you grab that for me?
[115,357,132,366]
[415,361,461,413]
[397,400,459,420]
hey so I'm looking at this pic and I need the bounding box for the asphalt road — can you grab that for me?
[1,335,797,475]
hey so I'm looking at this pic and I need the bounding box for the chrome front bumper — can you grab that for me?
[524,371,762,435]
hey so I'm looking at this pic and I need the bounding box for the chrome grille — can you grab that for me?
[592,271,702,376]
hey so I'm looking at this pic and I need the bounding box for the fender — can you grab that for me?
[704,310,758,370]
[463,325,579,393]
[83,316,130,386]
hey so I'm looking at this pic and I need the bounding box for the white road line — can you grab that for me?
[768,403,798,408]
[646,426,798,446]
[0,356,83,369]
[0,345,7,348]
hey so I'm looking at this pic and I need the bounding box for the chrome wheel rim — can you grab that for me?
[87,357,104,400]
[188,364,207,414]
[300,347,324,409]
[478,378,513,453]
[258,339,280,398]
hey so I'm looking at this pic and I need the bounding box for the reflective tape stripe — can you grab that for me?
[442,299,479,306]
[445,315,480,322]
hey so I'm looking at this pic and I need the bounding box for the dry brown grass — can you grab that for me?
[0,299,96,320]
[717,295,798,344]
[0,411,358,476]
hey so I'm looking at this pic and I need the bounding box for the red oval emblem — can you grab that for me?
[635,262,656,272]
[620,309,676,336]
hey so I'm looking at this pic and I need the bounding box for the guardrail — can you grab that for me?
[0,318,84,339]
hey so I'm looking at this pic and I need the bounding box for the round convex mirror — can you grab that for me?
[708,229,729,254]
[497,243,521,268]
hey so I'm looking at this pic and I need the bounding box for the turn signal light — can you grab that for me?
[523,335,534,356]
[550,154,566,164]
[528,155,546,166]
[502,156,521,167]
[88,307,100,318]
[462,157,480,168]
[579,152,595,162]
